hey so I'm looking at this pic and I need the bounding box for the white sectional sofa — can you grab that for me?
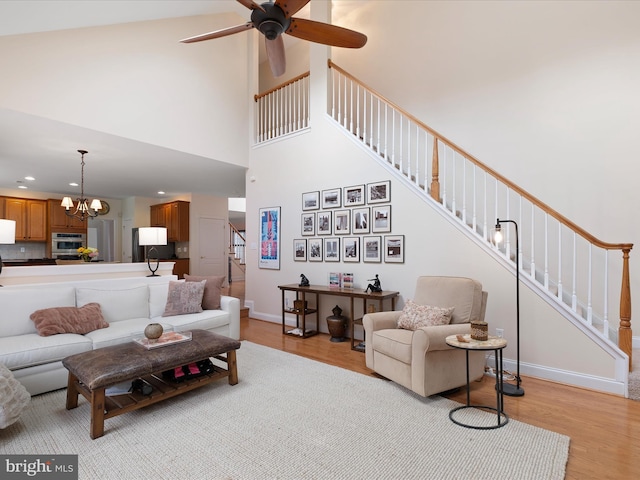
[0,275,240,396]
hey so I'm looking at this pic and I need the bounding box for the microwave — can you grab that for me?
[51,232,86,256]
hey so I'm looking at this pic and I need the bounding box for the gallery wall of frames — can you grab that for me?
[294,181,404,264]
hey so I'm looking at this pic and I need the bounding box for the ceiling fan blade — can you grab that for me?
[265,36,287,77]
[236,0,266,13]
[286,18,367,48]
[275,0,310,18]
[180,22,254,43]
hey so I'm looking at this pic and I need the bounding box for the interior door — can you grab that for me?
[198,217,226,277]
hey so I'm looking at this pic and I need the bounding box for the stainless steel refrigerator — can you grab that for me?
[131,227,176,262]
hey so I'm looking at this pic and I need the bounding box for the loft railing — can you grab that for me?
[254,72,310,144]
[327,60,634,371]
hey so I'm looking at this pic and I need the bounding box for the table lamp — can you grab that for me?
[138,227,167,277]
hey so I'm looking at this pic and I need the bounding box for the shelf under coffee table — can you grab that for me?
[62,329,241,439]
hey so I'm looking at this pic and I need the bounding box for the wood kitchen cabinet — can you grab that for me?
[48,199,88,233]
[150,201,189,242]
[3,197,47,241]
[161,258,190,279]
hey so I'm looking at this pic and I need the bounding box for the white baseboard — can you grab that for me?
[485,354,626,397]
[245,304,628,397]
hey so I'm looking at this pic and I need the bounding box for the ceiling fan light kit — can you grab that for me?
[180,0,367,77]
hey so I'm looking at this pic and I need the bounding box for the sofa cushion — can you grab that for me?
[84,318,174,350]
[397,300,454,331]
[371,328,414,364]
[0,286,77,337]
[162,280,206,317]
[184,274,225,310]
[157,308,230,332]
[0,333,93,370]
[30,303,108,336]
[149,283,170,318]
[76,285,149,323]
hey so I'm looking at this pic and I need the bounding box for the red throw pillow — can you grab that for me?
[184,275,225,310]
[30,303,108,336]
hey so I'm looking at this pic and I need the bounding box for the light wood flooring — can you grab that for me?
[226,282,640,479]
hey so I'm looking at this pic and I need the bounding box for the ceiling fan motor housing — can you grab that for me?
[251,3,291,40]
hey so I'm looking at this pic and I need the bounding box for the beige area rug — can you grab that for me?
[1,341,569,479]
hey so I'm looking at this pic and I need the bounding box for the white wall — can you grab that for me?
[0,13,250,166]
[332,0,639,293]
[245,0,635,394]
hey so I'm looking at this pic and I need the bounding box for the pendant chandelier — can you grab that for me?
[61,149,102,221]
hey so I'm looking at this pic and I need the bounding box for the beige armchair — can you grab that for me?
[363,276,488,397]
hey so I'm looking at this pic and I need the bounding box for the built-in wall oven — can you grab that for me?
[51,232,86,258]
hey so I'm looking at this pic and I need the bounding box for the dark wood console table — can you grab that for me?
[278,284,399,351]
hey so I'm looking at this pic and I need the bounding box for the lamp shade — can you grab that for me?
[138,227,167,246]
[0,219,16,244]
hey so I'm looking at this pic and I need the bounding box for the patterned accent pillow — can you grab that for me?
[30,303,108,336]
[184,274,225,310]
[162,280,206,317]
[397,299,455,330]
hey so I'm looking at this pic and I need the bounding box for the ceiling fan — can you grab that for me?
[180,0,367,77]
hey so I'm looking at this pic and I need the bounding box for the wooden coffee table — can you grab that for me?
[62,329,241,439]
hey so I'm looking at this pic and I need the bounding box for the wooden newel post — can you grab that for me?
[430,138,440,202]
[619,247,632,371]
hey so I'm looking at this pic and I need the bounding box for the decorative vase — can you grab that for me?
[82,256,91,262]
[326,305,347,343]
[144,323,164,341]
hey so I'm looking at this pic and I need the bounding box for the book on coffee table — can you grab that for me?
[134,331,192,349]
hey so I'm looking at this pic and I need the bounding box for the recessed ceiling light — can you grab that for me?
[24,176,35,181]
[157,191,165,195]
[69,182,79,187]
[18,185,28,189]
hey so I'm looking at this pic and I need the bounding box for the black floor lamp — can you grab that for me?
[138,227,168,277]
[493,218,525,397]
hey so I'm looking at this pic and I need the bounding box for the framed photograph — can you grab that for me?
[363,236,382,263]
[323,237,340,262]
[259,206,281,270]
[317,211,332,235]
[302,191,320,211]
[301,213,315,236]
[342,237,360,263]
[333,209,351,235]
[343,184,365,206]
[384,235,405,263]
[367,180,391,204]
[371,205,391,233]
[321,188,342,209]
[352,207,369,234]
[293,239,307,261]
[308,238,323,262]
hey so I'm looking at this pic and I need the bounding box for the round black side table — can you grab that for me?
[445,334,509,429]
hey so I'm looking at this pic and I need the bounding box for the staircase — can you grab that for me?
[324,60,633,372]
[251,61,634,388]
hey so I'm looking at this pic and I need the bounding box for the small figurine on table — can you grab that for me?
[299,274,310,287]
[365,274,382,293]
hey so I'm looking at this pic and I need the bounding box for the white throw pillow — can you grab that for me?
[76,285,149,323]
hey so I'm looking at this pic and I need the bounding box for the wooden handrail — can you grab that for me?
[229,222,245,243]
[328,60,632,252]
[254,71,310,102]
